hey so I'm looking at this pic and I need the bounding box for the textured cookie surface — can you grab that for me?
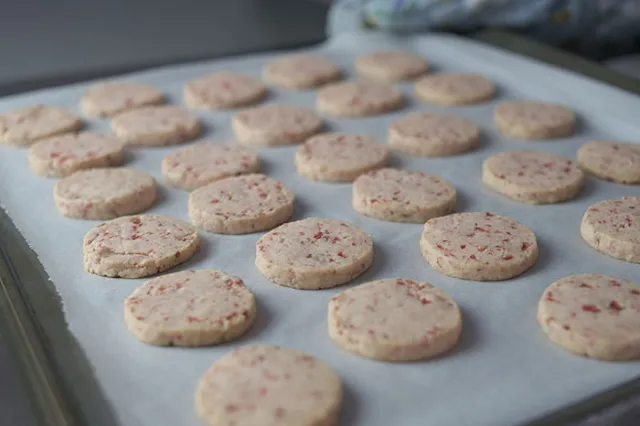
[184,71,266,109]
[81,81,165,117]
[264,54,341,89]
[577,140,640,184]
[415,72,495,106]
[355,51,429,82]
[111,106,201,147]
[0,105,82,146]
[495,101,575,139]
[316,80,404,117]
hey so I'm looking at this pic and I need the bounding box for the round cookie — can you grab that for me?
[55,168,157,220]
[328,278,462,361]
[162,142,260,191]
[355,51,429,82]
[256,218,373,290]
[537,274,640,361]
[580,196,640,263]
[264,54,342,89]
[83,214,200,278]
[577,140,640,184]
[495,101,576,140]
[81,81,165,117]
[196,345,342,426]
[124,269,256,347]
[388,111,480,157]
[415,72,495,106]
[295,133,388,182]
[232,104,323,147]
[184,71,266,110]
[420,212,539,281]
[316,80,404,117]
[111,106,201,147]
[28,131,125,177]
[0,105,82,147]
[353,168,456,223]
[189,174,295,234]
[483,150,584,204]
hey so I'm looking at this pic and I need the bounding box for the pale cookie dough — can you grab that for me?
[483,150,584,204]
[495,101,576,140]
[328,278,462,361]
[577,140,640,184]
[233,104,323,147]
[28,131,125,177]
[537,274,640,361]
[189,174,294,234]
[84,214,200,278]
[355,51,430,82]
[264,54,342,89]
[415,73,496,106]
[0,105,82,146]
[111,106,201,147]
[162,142,260,191]
[580,196,640,263]
[124,269,256,347]
[196,345,343,426]
[353,168,456,223]
[55,168,157,220]
[81,81,165,117]
[316,80,404,117]
[184,71,266,109]
[420,212,539,281]
[295,133,388,182]
[256,218,373,290]
[389,111,480,157]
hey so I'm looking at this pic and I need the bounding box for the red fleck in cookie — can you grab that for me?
[295,132,388,182]
[328,278,462,361]
[355,51,429,82]
[0,105,82,147]
[389,111,480,157]
[415,72,496,106]
[124,269,256,347]
[111,106,201,147]
[189,174,294,234]
[537,274,640,361]
[81,81,165,117]
[196,345,342,426]
[256,218,373,290]
[162,142,260,191]
[316,80,404,117]
[577,140,640,184]
[232,104,323,147]
[264,54,342,89]
[420,212,539,281]
[580,197,640,263]
[184,71,266,110]
[353,168,456,223]
[483,150,584,204]
[83,214,200,278]
[495,101,576,140]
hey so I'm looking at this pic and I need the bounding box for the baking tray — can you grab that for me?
[1,30,640,426]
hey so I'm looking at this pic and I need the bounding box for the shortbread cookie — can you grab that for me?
[355,51,429,82]
[0,105,82,146]
[577,140,640,184]
[233,104,323,147]
[256,218,373,290]
[415,73,495,106]
[264,54,342,89]
[316,80,404,117]
[483,150,584,204]
[537,274,640,360]
[81,81,165,117]
[162,142,260,191]
[329,278,462,361]
[580,197,640,263]
[196,345,342,426]
[495,101,576,140]
[111,106,201,147]
[353,168,456,223]
[389,111,480,157]
[125,269,256,347]
[420,212,539,281]
[28,132,125,177]
[189,174,294,234]
[84,214,200,278]
[55,168,157,220]
[295,133,388,182]
[184,71,266,109]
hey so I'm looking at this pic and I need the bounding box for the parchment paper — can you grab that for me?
[1,32,639,426]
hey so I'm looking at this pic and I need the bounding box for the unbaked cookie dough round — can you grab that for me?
[184,71,267,109]
[494,101,576,140]
[111,106,201,147]
[81,81,165,117]
[415,72,496,106]
[355,51,429,82]
[577,140,640,184]
[0,105,82,146]
[264,54,342,89]
[316,80,404,117]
